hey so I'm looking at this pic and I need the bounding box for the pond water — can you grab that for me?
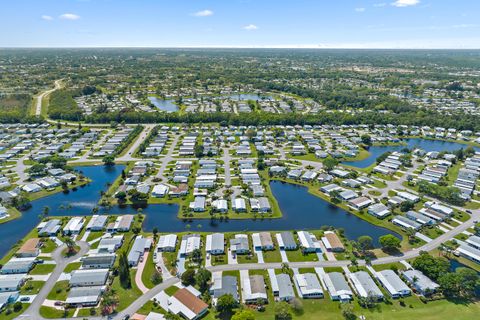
[142,181,400,247]
[343,138,480,168]
[148,97,179,112]
[0,166,399,257]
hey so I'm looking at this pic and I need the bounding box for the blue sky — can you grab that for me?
[1,0,479,48]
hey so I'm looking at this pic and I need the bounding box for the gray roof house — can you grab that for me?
[1,258,35,274]
[211,275,239,302]
[230,234,250,254]
[81,254,116,269]
[127,236,152,267]
[294,273,323,298]
[86,215,108,231]
[323,272,353,301]
[66,286,104,307]
[349,271,384,300]
[37,219,61,236]
[69,269,109,287]
[376,270,411,298]
[278,232,297,251]
[97,235,124,253]
[403,270,439,296]
[206,233,224,255]
[276,273,295,301]
[0,274,26,292]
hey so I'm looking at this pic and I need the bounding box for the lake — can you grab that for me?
[142,181,401,247]
[0,166,399,257]
[148,97,179,112]
[343,138,480,168]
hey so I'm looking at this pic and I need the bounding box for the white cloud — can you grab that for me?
[59,13,81,20]
[243,24,258,31]
[41,15,53,21]
[192,9,213,17]
[355,8,366,12]
[391,0,420,7]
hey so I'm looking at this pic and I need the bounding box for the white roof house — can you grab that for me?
[179,234,201,257]
[297,231,318,252]
[63,217,85,235]
[0,274,26,292]
[157,234,177,252]
[152,184,170,197]
[242,274,268,304]
[232,198,247,212]
[367,203,391,219]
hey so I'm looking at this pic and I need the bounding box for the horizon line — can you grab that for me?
[1,46,480,50]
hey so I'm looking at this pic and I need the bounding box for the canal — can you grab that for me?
[343,138,480,168]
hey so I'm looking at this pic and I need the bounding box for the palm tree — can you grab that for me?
[41,206,50,219]
[64,238,77,255]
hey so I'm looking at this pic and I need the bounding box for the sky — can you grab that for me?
[1,0,479,48]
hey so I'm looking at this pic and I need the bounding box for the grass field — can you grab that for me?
[30,263,56,275]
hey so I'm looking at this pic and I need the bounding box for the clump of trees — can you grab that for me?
[118,251,131,288]
[48,89,83,121]
[378,234,401,253]
[417,180,466,206]
[412,252,480,299]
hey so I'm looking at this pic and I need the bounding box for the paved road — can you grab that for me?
[22,241,90,320]
[222,147,232,186]
[135,251,150,294]
[114,276,181,319]
[155,134,180,182]
[117,124,156,162]
[35,79,63,116]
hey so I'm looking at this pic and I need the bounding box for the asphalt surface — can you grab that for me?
[21,241,90,320]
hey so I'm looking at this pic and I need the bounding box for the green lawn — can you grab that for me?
[30,263,56,275]
[237,253,258,264]
[111,269,143,311]
[41,239,58,253]
[262,249,282,263]
[46,280,69,301]
[86,231,104,242]
[285,250,319,262]
[164,285,179,296]
[39,306,74,319]
[141,251,160,289]
[0,303,28,320]
[0,207,21,225]
[64,262,81,273]
[210,254,228,266]
[20,280,45,295]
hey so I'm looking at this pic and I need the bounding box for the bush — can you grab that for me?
[13,302,22,312]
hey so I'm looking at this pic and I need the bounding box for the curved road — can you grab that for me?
[35,80,63,117]
[21,241,90,320]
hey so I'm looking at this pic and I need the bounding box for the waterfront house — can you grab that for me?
[206,233,225,255]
